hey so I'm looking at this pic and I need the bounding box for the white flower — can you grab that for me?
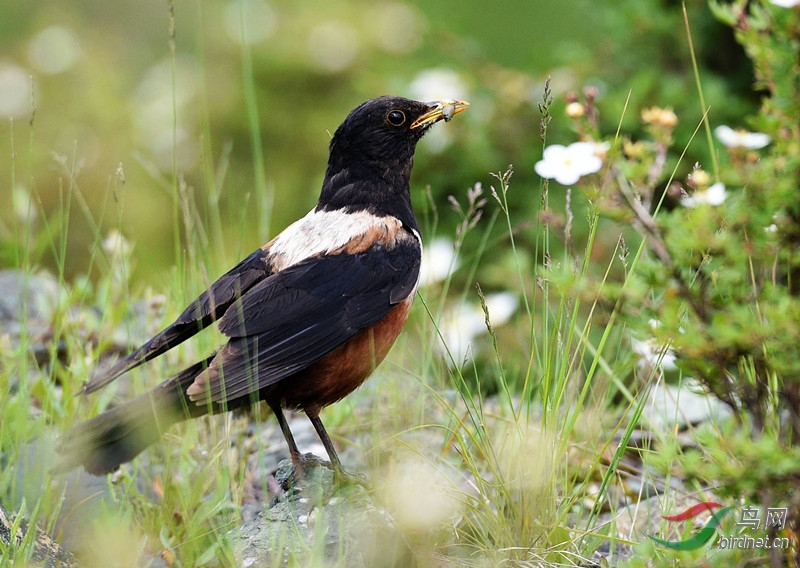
[223,0,277,45]
[438,292,518,366]
[534,141,604,186]
[714,125,771,150]
[12,185,35,222]
[631,338,677,371]
[306,21,359,73]
[28,26,81,75]
[0,62,34,119]
[368,3,425,55]
[419,237,459,287]
[632,320,677,371]
[102,229,132,259]
[770,0,800,7]
[409,68,469,102]
[408,68,469,154]
[682,182,727,208]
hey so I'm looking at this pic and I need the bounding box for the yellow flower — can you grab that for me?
[565,101,585,118]
[688,169,711,189]
[641,106,678,128]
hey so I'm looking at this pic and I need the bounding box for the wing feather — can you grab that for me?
[188,235,420,406]
[83,248,272,393]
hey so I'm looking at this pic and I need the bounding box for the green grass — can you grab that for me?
[5,6,783,568]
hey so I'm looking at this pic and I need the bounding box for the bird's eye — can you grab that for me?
[385,110,406,127]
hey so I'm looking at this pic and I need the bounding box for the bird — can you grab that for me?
[55,96,469,481]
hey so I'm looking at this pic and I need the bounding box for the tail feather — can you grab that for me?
[55,357,214,475]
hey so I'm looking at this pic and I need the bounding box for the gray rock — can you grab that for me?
[0,269,64,368]
[12,436,114,553]
[0,501,78,567]
[640,379,732,431]
[0,269,59,324]
[235,456,415,568]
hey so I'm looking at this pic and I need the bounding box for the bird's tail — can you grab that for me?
[55,357,215,475]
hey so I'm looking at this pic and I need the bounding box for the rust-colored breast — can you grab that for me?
[274,295,414,412]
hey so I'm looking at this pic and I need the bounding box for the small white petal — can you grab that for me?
[483,292,518,326]
[409,68,469,102]
[631,337,677,370]
[714,125,738,147]
[0,62,33,118]
[567,142,604,175]
[553,170,582,186]
[420,237,458,286]
[715,125,771,149]
[437,293,517,367]
[705,182,727,205]
[682,182,727,208]
[568,141,601,157]
[741,132,771,149]
[534,145,567,178]
[542,144,569,160]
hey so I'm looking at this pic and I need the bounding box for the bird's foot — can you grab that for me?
[275,453,369,493]
[332,466,369,489]
[274,452,326,489]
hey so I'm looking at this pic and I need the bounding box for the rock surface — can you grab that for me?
[0,502,78,568]
[235,456,415,568]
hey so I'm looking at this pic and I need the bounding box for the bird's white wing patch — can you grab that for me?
[268,208,407,271]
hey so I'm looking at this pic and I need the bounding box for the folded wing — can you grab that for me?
[83,248,273,393]
[186,234,421,406]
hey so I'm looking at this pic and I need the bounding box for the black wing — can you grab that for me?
[83,248,273,393]
[187,236,421,405]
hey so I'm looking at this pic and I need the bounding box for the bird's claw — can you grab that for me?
[277,453,369,492]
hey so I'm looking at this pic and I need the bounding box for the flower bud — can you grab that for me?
[565,101,585,118]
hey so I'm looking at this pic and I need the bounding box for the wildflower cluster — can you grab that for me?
[531,0,800,521]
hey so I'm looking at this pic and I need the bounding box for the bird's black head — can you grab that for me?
[318,96,468,226]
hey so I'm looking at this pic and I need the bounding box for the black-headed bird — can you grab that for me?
[56,96,469,480]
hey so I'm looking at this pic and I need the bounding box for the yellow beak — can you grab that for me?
[410,99,470,130]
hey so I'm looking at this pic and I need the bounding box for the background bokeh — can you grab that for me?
[0,0,758,289]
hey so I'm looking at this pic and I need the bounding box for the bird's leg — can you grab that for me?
[267,402,305,471]
[305,410,343,473]
[306,408,368,487]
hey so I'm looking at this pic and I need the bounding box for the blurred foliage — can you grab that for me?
[0,0,758,293]
[545,1,800,561]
